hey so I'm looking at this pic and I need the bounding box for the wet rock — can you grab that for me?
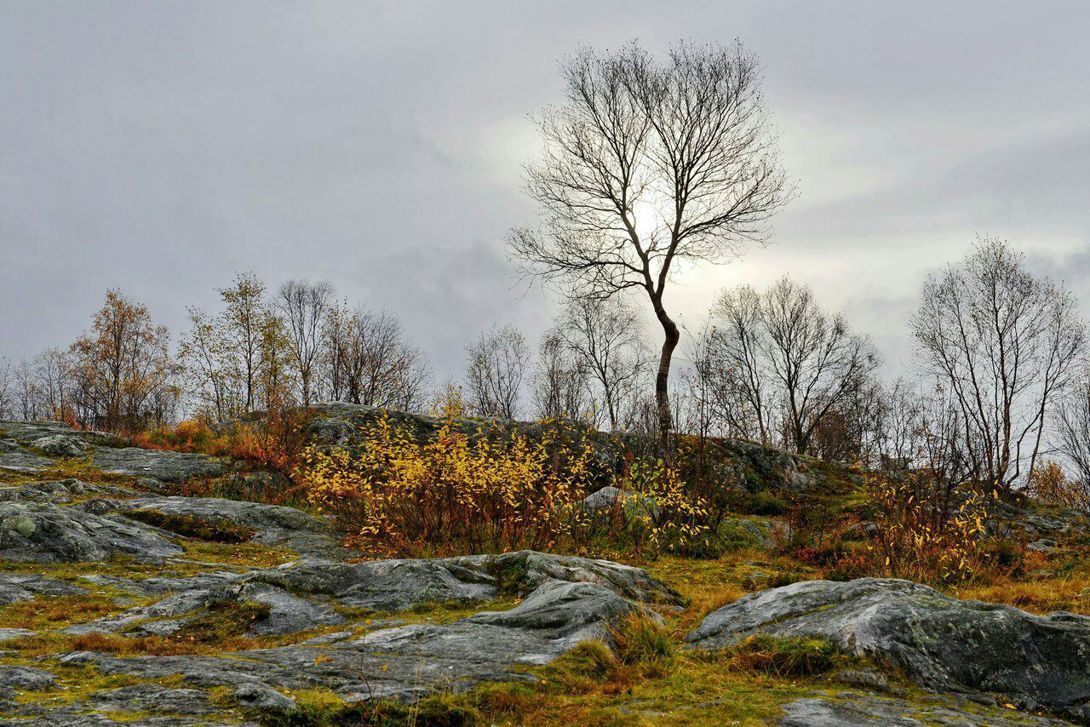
[229,582,344,635]
[89,683,215,715]
[780,693,1068,726]
[0,421,114,447]
[466,578,652,647]
[30,434,88,458]
[0,628,36,642]
[0,479,136,504]
[63,552,677,708]
[448,550,683,604]
[834,668,903,696]
[0,573,87,605]
[64,586,225,636]
[0,666,57,691]
[246,557,496,611]
[0,501,183,563]
[91,448,227,483]
[112,496,344,557]
[687,578,1090,720]
[0,443,50,472]
[234,682,295,710]
[581,485,621,511]
[244,550,681,612]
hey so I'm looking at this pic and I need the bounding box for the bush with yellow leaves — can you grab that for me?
[614,455,714,558]
[294,401,596,556]
[866,472,993,583]
[1028,459,1089,512]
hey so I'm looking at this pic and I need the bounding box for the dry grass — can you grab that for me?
[0,594,123,631]
[950,554,1090,615]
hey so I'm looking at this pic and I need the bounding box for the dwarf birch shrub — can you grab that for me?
[615,456,714,558]
[866,473,993,583]
[295,403,596,556]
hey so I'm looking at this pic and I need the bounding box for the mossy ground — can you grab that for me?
[3,453,1089,725]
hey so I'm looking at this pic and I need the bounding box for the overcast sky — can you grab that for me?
[3,1,1090,384]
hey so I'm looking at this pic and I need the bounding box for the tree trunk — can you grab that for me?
[653,301,681,439]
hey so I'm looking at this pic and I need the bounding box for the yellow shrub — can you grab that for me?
[616,457,713,558]
[295,405,595,556]
[866,473,992,583]
[1028,459,1088,511]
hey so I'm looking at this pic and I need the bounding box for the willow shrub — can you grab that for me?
[295,404,597,556]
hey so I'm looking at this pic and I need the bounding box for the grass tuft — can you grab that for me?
[727,634,842,677]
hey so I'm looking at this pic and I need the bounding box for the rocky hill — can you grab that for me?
[1,411,1088,725]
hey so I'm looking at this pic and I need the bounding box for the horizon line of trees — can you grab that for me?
[3,238,1090,500]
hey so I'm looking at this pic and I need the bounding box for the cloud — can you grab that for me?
[4,1,1090,385]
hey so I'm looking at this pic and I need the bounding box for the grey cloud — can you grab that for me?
[4,1,1090,383]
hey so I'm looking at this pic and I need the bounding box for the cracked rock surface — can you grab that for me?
[687,578,1090,723]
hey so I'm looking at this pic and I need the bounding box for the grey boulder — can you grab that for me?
[780,693,1069,726]
[687,578,1090,721]
[0,501,183,563]
[112,496,344,557]
[91,447,227,483]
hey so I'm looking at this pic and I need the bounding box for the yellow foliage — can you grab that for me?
[866,473,992,583]
[295,403,595,556]
[617,457,713,557]
[1028,459,1088,511]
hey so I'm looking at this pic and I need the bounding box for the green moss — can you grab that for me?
[126,509,257,544]
[181,539,296,569]
[0,592,129,631]
[485,552,531,595]
[739,491,788,516]
[727,634,844,677]
[172,600,271,644]
[259,692,482,726]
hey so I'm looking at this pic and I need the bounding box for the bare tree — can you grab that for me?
[325,305,430,411]
[1056,375,1090,499]
[179,307,243,421]
[277,279,333,406]
[465,325,530,419]
[762,278,879,454]
[31,348,74,421]
[13,360,40,421]
[0,358,12,420]
[911,238,1087,491]
[557,297,646,430]
[508,40,793,436]
[532,330,590,422]
[707,277,879,455]
[706,285,773,441]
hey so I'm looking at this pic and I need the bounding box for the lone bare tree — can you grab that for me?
[508,40,792,435]
[912,238,1087,491]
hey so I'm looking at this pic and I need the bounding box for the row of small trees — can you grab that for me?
[0,274,431,430]
[1,238,1087,499]
[0,274,649,433]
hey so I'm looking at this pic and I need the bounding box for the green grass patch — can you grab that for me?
[172,599,270,644]
[726,634,843,677]
[126,508,257,544]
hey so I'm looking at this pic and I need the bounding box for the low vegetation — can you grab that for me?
[125,508,257,543]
